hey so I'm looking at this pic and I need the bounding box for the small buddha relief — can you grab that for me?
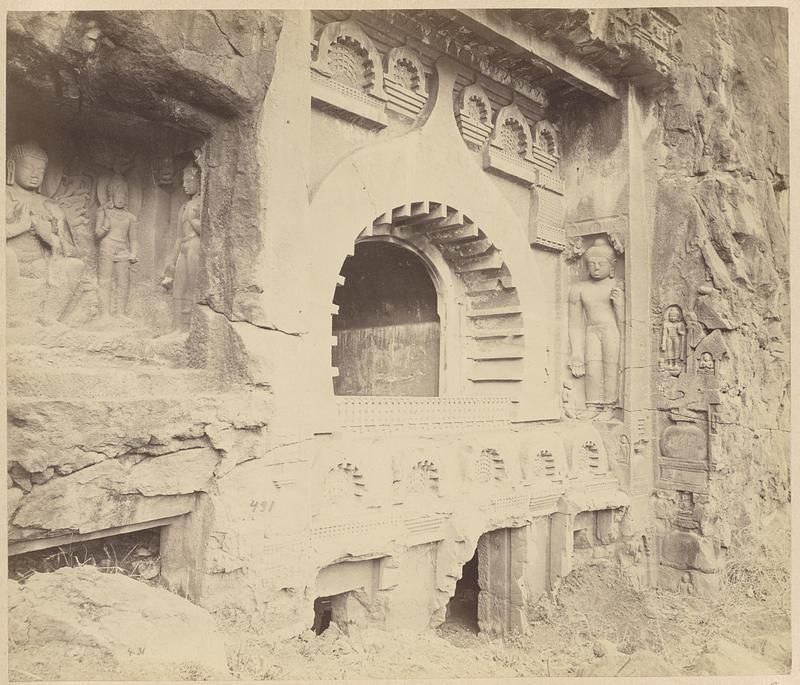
[659,305,687,376]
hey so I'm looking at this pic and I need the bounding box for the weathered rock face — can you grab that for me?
[5,7,789,654]
[5,9,278,568]
[645,7,789,584]
[8,566,229,681]
[6,9,284,378]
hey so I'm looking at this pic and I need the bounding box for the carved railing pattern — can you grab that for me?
[336,396,513,431]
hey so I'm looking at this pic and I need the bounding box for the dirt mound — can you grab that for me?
[222,558,790,679]
[8,566,228,681]
[689,637,778,676]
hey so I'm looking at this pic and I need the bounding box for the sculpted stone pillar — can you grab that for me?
[161,162,202,331]
[95,173,139,321]
[567,238,625,414]
[6,140,85,324]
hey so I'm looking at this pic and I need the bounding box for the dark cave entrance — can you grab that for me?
[444,546,480,633]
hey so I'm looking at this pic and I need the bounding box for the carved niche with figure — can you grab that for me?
[95,173,139,321]
[161,162,202,332]
[567,237,625,416]
[6,140,85,324]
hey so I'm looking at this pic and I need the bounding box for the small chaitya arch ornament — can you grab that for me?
[489,104,534,160]
[322,461,366,504]
[313,20,386,98]
[457,83,493,147]
[384,46,429,118]
[484,104,537,184]
[385,47,428,96]
[534,119,560,159]
[471,450,492,483]
[408,459,439,494]
[311,19,388,129]
[569,431,611,479]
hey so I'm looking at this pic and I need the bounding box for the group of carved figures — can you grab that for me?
[5,140,201,331]
[563,235,724,418]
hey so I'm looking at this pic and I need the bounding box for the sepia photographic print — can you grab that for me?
[4,1,794,682]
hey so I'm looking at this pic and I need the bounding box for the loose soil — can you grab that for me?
[221,557,791,679]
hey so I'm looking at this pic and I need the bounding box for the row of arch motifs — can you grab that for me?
[317,428,611,507]
[313,18,560,159]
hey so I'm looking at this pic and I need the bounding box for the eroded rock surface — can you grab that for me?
[8,566,229,681]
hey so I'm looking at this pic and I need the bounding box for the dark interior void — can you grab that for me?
[444,547,480,633]
[333,241,440,396]
[8,528,162,583]
[312,596,334,635]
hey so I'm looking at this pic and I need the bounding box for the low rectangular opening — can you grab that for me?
[7,516,184,585]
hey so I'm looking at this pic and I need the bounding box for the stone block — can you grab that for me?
[595,508,617,544]
[660,530,721,573]
[660,423,707,462]
[11,449,215,537]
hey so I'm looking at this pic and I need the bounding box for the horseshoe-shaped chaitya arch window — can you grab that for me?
[332,201,526,409]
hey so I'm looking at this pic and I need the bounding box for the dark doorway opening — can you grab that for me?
[333,240,440,396]
[444,547,480,633]
[312,596,333,635]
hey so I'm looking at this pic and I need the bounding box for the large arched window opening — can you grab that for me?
[333,240,440,396]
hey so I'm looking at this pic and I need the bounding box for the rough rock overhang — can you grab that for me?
[6,10,281,144]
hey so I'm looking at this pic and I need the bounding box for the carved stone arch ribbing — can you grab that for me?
[313,19,386,99]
